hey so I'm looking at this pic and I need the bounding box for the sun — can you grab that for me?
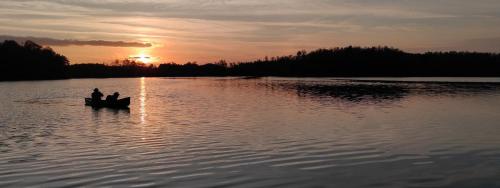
[137,54,151,63]
[129,53,152,64]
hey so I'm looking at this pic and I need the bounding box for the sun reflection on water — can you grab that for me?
[129,48,156,64]
[140,77,146,124]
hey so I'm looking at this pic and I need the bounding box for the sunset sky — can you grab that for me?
[1,0,500,64]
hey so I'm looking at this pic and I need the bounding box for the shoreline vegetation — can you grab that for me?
[2,40,500,81]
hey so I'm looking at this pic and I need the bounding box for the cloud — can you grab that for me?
[0,35,152,47]
[1,0,500,63]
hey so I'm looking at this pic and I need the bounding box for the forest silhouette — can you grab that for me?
[2,40,500,81]
[0,40,68,80]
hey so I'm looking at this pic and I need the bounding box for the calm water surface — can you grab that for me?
[1,77,500,187]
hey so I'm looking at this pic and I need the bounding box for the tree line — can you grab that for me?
[0,40,68,80]
[2,40,500,81]
[68,46,500,77]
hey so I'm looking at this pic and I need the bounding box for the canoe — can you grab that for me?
[85,97,130,109]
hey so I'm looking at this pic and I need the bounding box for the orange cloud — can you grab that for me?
[0,35,152,48]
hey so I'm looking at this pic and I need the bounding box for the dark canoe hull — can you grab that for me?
[85,97,130,109]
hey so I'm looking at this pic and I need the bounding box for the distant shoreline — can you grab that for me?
[4,76,500,85]
[2,40,500,81]
[3,74,500,82]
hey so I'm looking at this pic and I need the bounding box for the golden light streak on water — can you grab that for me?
[140,77,146,124]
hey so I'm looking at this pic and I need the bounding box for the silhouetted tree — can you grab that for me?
[0,40,68,80]
[95,47,500,77]
[3,42,500,80]
[68,59,156,78]
[227,46,500,77]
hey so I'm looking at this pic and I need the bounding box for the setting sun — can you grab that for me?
[138,54,151,63]
[129,53,153,64]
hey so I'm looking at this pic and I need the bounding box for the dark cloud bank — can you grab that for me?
[0,35,152,47]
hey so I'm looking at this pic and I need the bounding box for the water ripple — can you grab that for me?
[1,78,500,187]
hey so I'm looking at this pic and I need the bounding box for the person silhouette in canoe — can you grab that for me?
[91,88,104,103]
[106,92,120,105]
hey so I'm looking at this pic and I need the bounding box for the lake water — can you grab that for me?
[1,77,500,187]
